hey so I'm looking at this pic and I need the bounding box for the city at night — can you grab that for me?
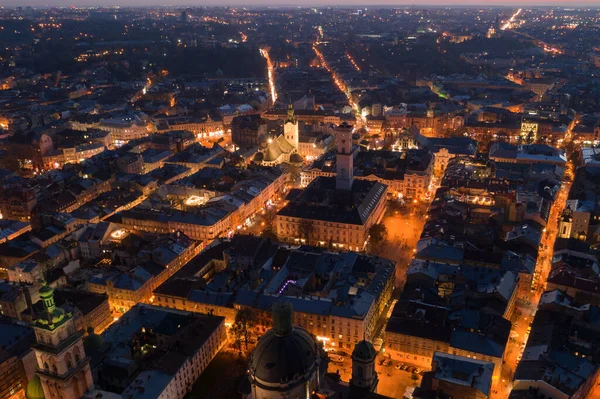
[0,3,599,399]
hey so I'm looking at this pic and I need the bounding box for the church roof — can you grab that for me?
[263,135,295,162]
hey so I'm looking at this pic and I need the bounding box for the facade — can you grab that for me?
[98,117,148,146]
[154,116,224,140]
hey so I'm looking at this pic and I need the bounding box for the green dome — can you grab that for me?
[26,374,45,399]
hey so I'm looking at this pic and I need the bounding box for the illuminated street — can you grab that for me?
[260,47,277,104]
[490,160,573,399]
[313,43,363,127]
[501,8,522,31]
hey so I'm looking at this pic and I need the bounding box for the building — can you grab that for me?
[232,114,267,148]
[154,238,395,351]
[301,148,433,200]
[511,290,600,399]
[0,280,29,320]
[31,280,94,399]
[385,300,510,379]
[254,105,302,166]
[154,115,224,140]
[415,352,494,399]
[489,142,567,166]
[278,122,387,250]
[86,231,202,313]
[0,219,31,244]
[0,321,36,399]
[276,176,387,250]
[92,304,226,399]
[98,116,148,147]
[558,199,593,241]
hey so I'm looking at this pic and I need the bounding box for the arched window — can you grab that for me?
[52,364,58,374]
[67,360,73,369]
[44,362,49,370]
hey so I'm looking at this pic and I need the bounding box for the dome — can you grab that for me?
[249,302,320,386]
[250,327,318,384]
[26,374,45,399]
[352,340,377,361]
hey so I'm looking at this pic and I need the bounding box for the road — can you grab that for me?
[501,8,522,31]
[259,47,277,104]
[490,160,573,399]
[313,43,363,127]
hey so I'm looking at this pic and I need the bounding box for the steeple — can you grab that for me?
[286,101,296,124]
[284,101,299,150]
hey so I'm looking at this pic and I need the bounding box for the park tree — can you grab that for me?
[234,308,254,351]
[368,223,388,254]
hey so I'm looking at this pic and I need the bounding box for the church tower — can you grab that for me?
[336,123,354,191]
[284,103,299,150]
[350,340,379,392]
[31,280,94,399]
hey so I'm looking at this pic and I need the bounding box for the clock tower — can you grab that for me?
[336,123,354,191]
[31,280,94,399]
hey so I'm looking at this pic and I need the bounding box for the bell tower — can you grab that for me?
[284,102,299,150]
[32,280,94,399]
[336,123,354,191]
[350,340,379,392]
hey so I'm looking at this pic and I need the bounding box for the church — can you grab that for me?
[240,301,393,399]
[253,104,304,166]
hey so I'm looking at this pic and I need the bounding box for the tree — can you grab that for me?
[298,219,315,245]
[264,207,277,230]
[234,308,254,351]
[368,223,388,254]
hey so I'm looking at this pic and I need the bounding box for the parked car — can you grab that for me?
[413,368,423,374]
[395,363,403,370]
